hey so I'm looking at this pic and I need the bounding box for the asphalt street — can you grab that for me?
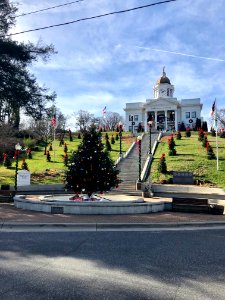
[0,229,225,299]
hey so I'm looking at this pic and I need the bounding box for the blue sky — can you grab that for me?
[11,0,225,126]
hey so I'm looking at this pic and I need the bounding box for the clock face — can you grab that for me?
[161,89,166,95]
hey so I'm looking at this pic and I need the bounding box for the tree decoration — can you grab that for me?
[105,139,111,151]
[111,135,115,144]
[198,128,204,141]
[185,128,191,137]
[65,126,120,196]
[158,153,167,174]
[207,144,216,160]
[202,134,208,148]
[168,135,176,156]
[176,130,182,140]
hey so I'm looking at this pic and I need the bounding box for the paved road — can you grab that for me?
[1,229,225,299]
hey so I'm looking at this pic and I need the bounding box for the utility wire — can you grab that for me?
[16,0,84,18]
[8,0,178,36]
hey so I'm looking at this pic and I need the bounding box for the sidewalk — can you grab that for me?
[1,202,225,226]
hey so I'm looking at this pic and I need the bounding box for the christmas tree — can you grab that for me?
[158,153,167,174]
[65,126,120,196]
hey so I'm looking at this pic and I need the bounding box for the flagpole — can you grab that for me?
[216,129,219,171]
[53,127,56,163]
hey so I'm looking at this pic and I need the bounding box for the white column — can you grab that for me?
[175,110,178,130]
[154,111,157,129]
[165,110,167,130]
[145,111,148,132]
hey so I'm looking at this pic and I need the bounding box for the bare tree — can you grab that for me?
[74,110,94,132]
[101,112,123,131]
[217,109,225,128]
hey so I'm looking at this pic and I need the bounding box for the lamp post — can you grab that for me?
[14,143,21,192]
[148,120,153,155]
[119,122,123,157]
[137,135,142,182]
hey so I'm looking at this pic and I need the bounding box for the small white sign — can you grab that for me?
[17,170,31,186]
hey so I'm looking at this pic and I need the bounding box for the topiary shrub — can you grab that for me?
[176,131,182,140]
[207,144,216,160]
[158,153,167,174]
[219,131,225,138]
[198,128,204,141]
[185,129,191,137]
[202,135,208,148]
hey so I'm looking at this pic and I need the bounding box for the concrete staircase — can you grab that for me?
[111,132,158,195]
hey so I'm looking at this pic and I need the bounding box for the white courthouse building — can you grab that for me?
[124,68,203,132]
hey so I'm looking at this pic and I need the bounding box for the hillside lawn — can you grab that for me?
[151,132,225,188]
[0,132,134,186]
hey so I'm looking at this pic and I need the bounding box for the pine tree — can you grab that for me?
[176,131,182,140]
[198,128,204,141]
[65,127,120,196]
[158,153,167,174]
[111,135,115,144]
[105,139,111,151]
[185,128,191,137]
[202,135,208,148]
[207,144,216,160]
[211,128,216,137]
[168,136,176,156]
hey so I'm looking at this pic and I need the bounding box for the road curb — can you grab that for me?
[1,221,225,231]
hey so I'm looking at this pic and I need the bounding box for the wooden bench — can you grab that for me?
[172,197,224,215]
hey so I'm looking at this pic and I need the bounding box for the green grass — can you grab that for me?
[0,132,134,186]
[151,132,225,188]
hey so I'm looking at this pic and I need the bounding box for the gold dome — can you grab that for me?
[157,67,171,84]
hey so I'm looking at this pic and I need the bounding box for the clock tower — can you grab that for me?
[153,67,175,99]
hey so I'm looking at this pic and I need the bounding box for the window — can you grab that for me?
[186,112,190,118]
[134,115,138,121]
[167,88,170,96]
[129,115,133,121]
[191,111,196,118]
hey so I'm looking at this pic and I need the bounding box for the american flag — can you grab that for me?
[102,106,106,118]
[210,99,216,117]
[51,114,57,128]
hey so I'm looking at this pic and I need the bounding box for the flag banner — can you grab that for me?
[102,106,106,118]
[210,99,216,117]
[51,114,57,128]
[210,99,218,129]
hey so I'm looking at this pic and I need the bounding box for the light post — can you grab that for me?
[137,135,142,182]
[148,120,153,155]
[14,143,21,192]
[119,122,123,157]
